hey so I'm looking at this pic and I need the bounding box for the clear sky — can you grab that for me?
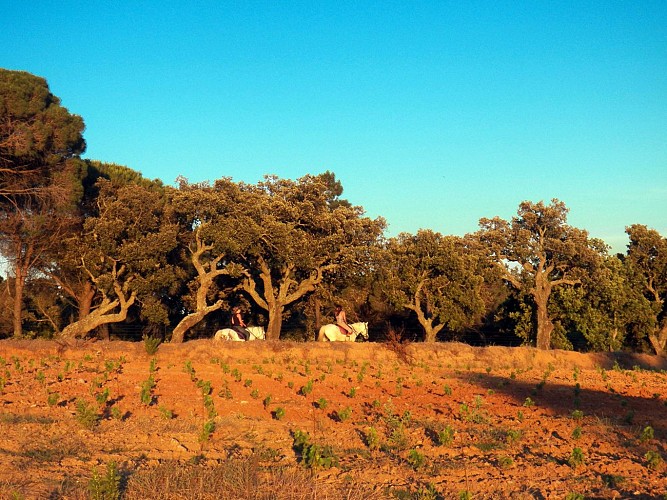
[2,1,665,254]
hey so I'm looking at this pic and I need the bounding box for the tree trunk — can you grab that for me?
[534,287,554,350]
[12,271,25,337]
[648,323,667,357]
[79,281,95,319]
[60,293,136,338]
[97,324,110,341]
[171,302,222,343]
[266,303,284,341]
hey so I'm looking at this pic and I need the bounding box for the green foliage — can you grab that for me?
[89,461,121,500]
[299,379,313,396]
[46,392,59,407]
[564,494,585,500]
[644,450,663,470]
[158,406,173,419]
[365,426,380,451]
[143,335,161,355]
[140,375,155,406]
[262,394,272,409]
[407,449,426,470]
[273,407,286,420]
[316,397,328,410]
[568,447,585,468]
[75,399,99,430]
[436,425,455,446]
[292,430,339,469]
[335,406,352,422]
[382,230,492,342]
[639,426,654,443]
[199,420,215,442]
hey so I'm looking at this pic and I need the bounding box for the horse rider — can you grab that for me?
[231,306,250,340]
[335,304,353,335]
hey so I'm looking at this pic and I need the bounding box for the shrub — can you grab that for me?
[568,447,585,468]
[142,335,161,355]
[407,449,425,470]
[262,394,272,410]
[360,427,378,453]
[76,399,100,430]
[292,430,338,469]
[273,407,286,420]
[437,425,455,446]
[299,379,313,396]
[645,450,663,471]
[199,420,215,442]
[89,461,121,500]
[639,426,654,443]
[335,406,352,422]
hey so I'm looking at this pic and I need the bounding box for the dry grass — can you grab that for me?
[122,457,384,499]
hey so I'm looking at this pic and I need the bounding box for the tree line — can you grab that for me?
[1,69,665,354]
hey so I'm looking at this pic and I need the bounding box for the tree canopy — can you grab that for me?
[0,70,664,356]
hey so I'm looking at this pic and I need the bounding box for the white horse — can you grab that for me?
[317,322,368,342]
[213,326,266,341]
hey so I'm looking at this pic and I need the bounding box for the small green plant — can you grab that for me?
[523,397,535,407]
[517,410,524,422]
[250,388,260,399]
[571,426,582,440]
[198,380,212,396]
[335,406,352,422]
[262,394,273,410]
[158,406,173,419]
[243,378,253,388]
[273,407,286,420]
[623,410,635,424]
[571,409,584,421]
[407,449,425,470]
[437,425,455,446]
[140,375,155,406]
[459,491,473,500]
[199,419,215,442]
[316,397,328,410]
[506,428,522,445]
[89,461,121,500]
[76,399,100,430]
[35,370,45,385]
[639,425,654,443]
[95,387,110,405]
[142,335,161,355]
[564,493,584,500]
[292,430,338,469]
[218,380,233,400]
[498,455,514,469]
[365,426,380,451]
[347,386,357,398]
[299,379,313,396]
[110,405,122,420]
[568,447,585,468]
[149,357,158,373]
[46,392,59,407]
[644,450,663,470]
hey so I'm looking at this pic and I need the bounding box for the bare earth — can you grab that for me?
[0,339,665,499]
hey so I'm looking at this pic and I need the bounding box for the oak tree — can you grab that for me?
[477,199,600,350]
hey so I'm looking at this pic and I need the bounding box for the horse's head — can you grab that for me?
[356,322,369,340]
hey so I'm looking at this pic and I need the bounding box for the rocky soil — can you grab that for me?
[0,339,665,499]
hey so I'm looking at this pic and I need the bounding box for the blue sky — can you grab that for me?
[2,1,665,253]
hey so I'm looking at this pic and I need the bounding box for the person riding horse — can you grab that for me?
[335,304,354,335]
[231,306,250,341]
